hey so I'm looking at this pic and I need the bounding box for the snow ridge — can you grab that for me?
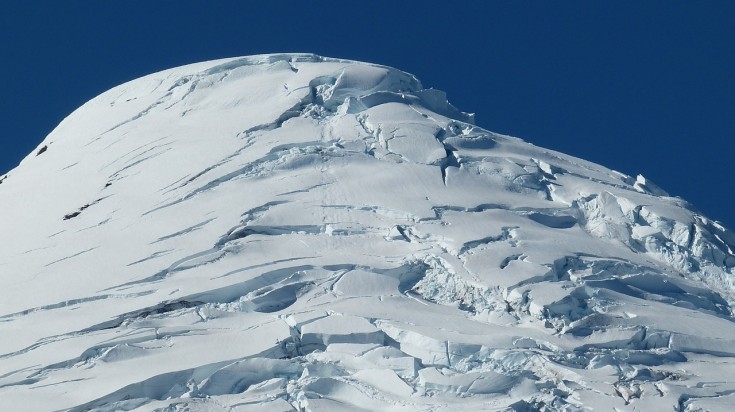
[0,53,734,411]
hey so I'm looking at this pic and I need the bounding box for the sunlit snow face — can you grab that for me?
[0,54,733,411]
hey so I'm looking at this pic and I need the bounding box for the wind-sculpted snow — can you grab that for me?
[1,53,734,411]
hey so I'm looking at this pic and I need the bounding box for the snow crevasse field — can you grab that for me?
[0,53,734,411]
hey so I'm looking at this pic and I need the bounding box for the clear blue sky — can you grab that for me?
[1,2,734,229]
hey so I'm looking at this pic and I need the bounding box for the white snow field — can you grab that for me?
[1,53,734,411]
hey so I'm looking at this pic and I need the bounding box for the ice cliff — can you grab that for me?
[1,53,734,411]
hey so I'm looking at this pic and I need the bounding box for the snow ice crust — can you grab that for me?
[1,53,734,411]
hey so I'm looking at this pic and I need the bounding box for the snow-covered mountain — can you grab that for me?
[1,53,734,411]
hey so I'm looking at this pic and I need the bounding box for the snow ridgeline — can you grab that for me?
[0,53,734,411]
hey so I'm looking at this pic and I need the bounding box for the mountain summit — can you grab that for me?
[1,54,734,411]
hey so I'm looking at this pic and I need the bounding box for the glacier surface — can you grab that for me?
[0,53,734,411]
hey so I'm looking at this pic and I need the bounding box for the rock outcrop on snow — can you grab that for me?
[1,54,734,411]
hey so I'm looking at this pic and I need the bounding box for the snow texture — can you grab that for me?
[1,53,734,411]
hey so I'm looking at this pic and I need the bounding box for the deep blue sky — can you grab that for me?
[1,2,733,228]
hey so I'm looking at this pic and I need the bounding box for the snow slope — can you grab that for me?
[1,53,734,411]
